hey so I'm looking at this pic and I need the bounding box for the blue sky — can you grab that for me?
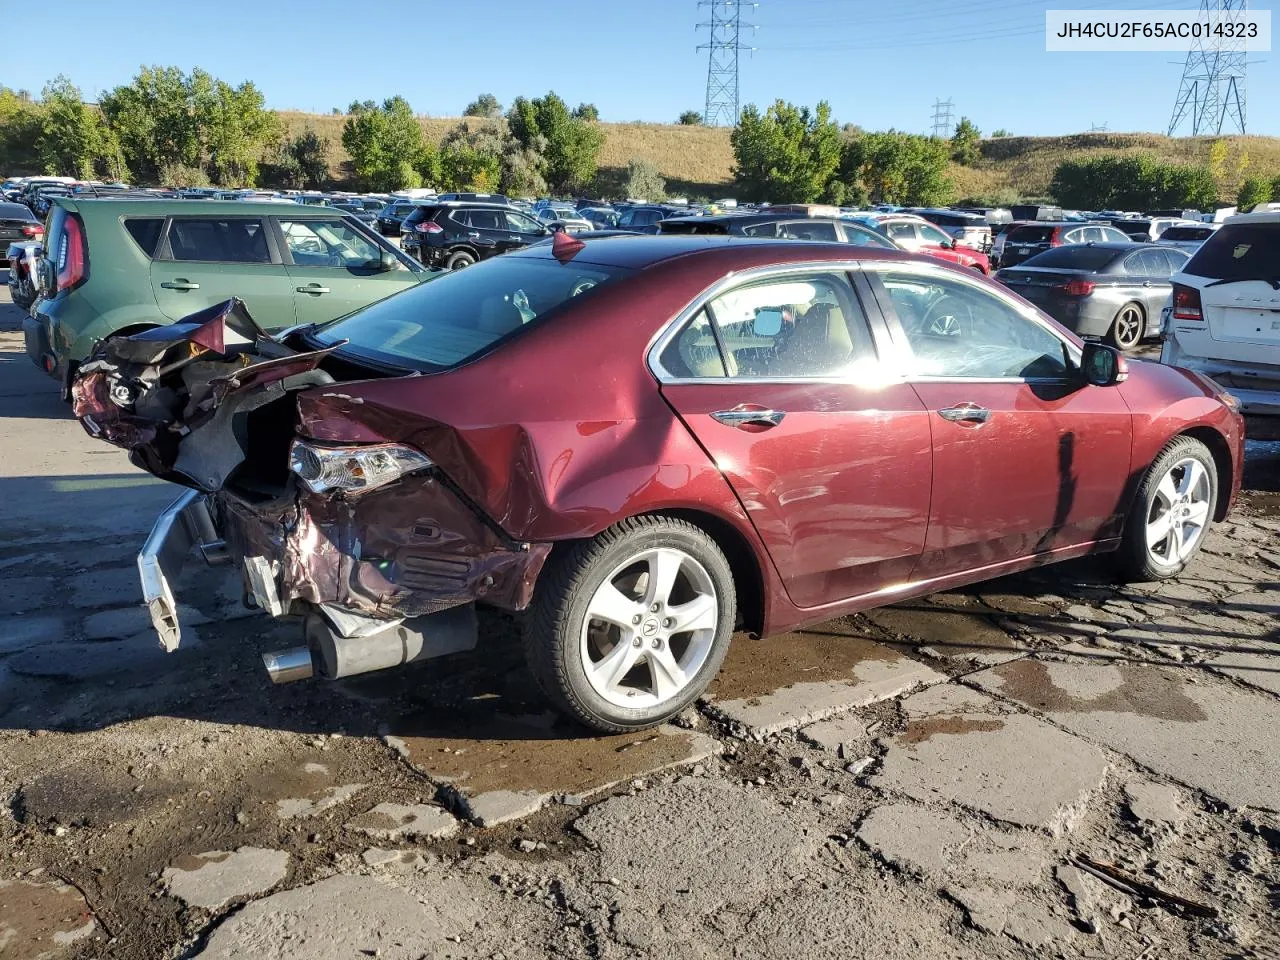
[2,0,1275,135]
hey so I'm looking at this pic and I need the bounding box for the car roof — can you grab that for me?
[1224,210,1280,225]
[508,234,921,271]
[56,198,362,216]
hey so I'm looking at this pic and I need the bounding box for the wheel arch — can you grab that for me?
[544,507,767,637]
[656,508,766,636]
[1178,425,1235,521]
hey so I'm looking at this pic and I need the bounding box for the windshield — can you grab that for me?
[1184,223,1280,282]
[1160,226,1213,242]
[1008,225,1057,243]
[312,256,633,371]
[1021,246,1118,269]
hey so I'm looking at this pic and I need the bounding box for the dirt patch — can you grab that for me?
[900,716,1007,745]
[863,605,1021,656]
[0,879,96,959]
[707,623,899,703]
[990,659,1208,723]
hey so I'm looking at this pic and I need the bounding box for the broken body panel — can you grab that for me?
[72,298,551,664]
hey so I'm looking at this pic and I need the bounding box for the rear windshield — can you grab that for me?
[312,256,633,371]
[658,220,728,235]
[1020,246,1118,269]
[1160,226,1213,242]
[1183,223,1280,282]
[1007,225,1056,243]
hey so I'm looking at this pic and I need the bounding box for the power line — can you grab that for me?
[697,1,758,127]
[1167,0,1248,134]
[931,99,954,138]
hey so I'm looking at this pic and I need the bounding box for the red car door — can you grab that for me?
[654,269,932,609]
[867,264,1132,578]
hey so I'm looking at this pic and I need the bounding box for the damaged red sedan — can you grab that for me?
[73,233,1244,731]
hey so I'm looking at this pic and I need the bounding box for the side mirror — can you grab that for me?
[1080,342,1128,386]
[753,308,785,337]
[378,250,398,272]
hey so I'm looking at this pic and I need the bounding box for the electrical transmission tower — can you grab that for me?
[930,99,954,138]
[697,1,757,126]
[1167,0,1247,135]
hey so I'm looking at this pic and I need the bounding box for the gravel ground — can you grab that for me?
[1,281,1277,960]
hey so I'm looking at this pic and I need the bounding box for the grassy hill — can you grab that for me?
[279,111,1280,203]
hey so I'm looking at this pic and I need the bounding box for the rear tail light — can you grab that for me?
[21,224,42,237]
[415,221,444,234]
[1172,283,1203,321]
[289,440,433,496]
[55,214,87,293]
[1055,278,1095,296]
[1049,227,1063,245]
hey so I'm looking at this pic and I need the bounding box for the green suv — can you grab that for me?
[24,199,431,391]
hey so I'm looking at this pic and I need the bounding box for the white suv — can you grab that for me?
[1160,211,1280,437]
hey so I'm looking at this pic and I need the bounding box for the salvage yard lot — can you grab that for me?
[0,281,1278,959]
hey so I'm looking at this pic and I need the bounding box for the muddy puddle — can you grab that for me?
[390,716,707,799]
[0,879,96,959]
[989,658,1208,722]
[706,622,900,702]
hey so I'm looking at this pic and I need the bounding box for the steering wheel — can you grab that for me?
[921,295,973,338]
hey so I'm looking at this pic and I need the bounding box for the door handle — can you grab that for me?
[160,279,200,290]
[1141,281,1153,287]
[296,284,330,295]
[711,407,786,429]
[467,232,480,238]
[938,403,991,424]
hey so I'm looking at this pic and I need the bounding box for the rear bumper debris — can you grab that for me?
[138,490,229,651]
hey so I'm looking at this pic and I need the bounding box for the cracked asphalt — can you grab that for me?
[1,281,1278,960]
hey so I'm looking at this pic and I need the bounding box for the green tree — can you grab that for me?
[730,100,842,203]
[99,66,277,185]
[678,110,703,126]
[951,117,981,166]
[438,121,503,191]
[839,130,952,206]
[36,76,105,179]
[1050,154,1218,210]
[573,102,599,122]
[274,128,330,188]
[990,128,1011,138]
[1237,175,1272,209]
[1272,174,1280,205]
[463,93,502,118]
[341,96,428,191]
[623,158,665,200]
[0,87,45,173]
[506,92,603,193]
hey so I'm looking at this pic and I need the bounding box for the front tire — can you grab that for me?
[1115,436,1217,582]
[525,516,737,733]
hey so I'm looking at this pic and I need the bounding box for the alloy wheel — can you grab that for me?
[579,547,719,709]
[1145,457,1212,565]
[1113,306,1143,349]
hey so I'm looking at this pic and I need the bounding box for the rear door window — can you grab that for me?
[124,218,164,257]
[779,220,839,241]
[167,218,272,263]
[1008,225,1056,244]
[1183,223,1280,282]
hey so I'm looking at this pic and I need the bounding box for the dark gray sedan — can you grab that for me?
[995,243,1189,349]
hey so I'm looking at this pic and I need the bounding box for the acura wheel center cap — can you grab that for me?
[641,618,661,637]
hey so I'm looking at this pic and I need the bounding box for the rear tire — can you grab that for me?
[1115,436,1217,582]
[525,516,736,733]
[446,251,476,270]
[1107,303,1145,350]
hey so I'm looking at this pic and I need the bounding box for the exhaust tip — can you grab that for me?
[262,646,314,684]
